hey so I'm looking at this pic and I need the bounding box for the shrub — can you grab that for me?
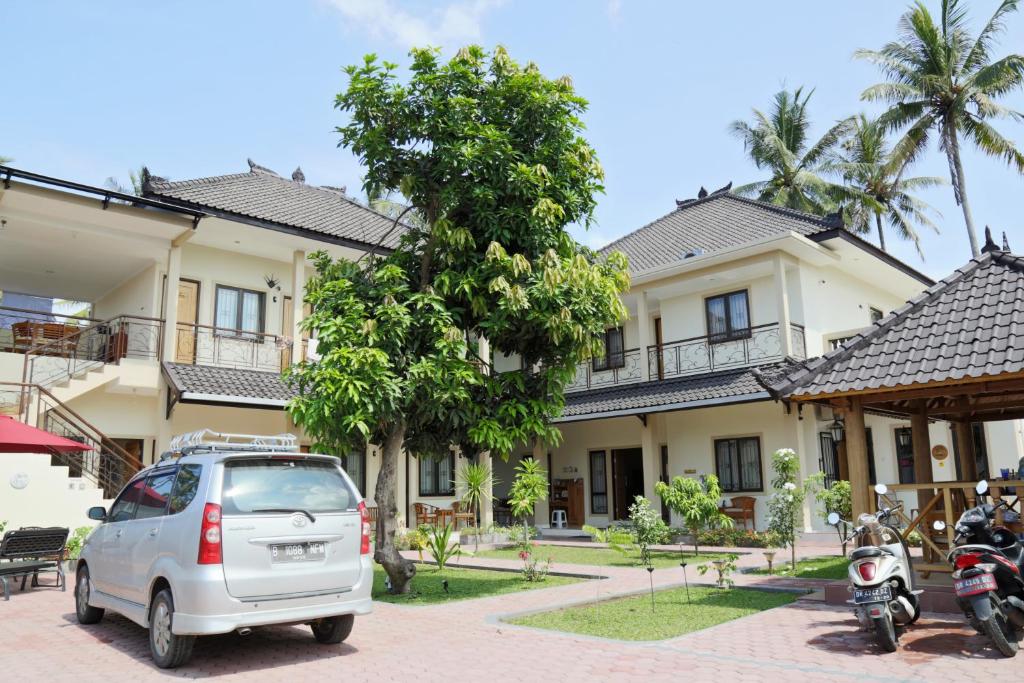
[425,523,461,571]
[697,554,739,589]
[696,527,780,548]
[656,474,733,556]
[628,496,667,568]
[65,526,92,560]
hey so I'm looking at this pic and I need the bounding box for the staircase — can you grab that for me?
[0,382,144,499]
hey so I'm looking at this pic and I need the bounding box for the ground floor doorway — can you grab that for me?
[611,448,644,520]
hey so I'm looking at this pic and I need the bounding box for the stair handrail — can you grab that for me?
[0,381,142,473]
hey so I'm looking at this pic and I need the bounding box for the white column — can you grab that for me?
[161,245,182,363]
[636,290,652,381]
[291,250,306,364]
[641,415,659,502]
[773,254,793,357]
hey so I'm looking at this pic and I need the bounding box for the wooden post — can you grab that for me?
[954,421,977,482]
[910,400,934,562]
[836,440,849,482]
[845,398,870,518]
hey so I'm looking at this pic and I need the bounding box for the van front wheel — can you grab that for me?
[311,615,354,644]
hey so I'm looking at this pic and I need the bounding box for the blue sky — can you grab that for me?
[4,0,1022,280]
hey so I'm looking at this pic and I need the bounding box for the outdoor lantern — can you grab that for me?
[896,429,912,449]
[829,418,845,443]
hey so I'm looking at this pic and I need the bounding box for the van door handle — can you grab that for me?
[115,529,124,538]
[148,528,159,537]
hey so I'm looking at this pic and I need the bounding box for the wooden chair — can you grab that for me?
[11,322,36,353]
[413,503,438,527]
[41,323,79,356]
[450,501,475,530]
[720,496,757,531]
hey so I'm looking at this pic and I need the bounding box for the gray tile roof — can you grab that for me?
[555,365,775,422]
[163,362,295,406]
[144,160,406,251]
[599,190,843,273]
[760,249,1024,399]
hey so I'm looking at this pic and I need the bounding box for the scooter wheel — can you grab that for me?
[872,616,898,652]
[982,611,1019,658]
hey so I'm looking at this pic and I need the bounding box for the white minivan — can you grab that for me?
[75,430,373,668]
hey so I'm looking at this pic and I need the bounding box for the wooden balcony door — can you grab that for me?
[174,280,200,363]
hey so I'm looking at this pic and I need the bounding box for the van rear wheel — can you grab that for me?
[311,615,354,644]
[149,589,196,669]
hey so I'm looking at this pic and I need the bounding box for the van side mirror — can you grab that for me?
[87,506,107,521]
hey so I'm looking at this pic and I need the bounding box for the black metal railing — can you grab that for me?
[24,315,163,388]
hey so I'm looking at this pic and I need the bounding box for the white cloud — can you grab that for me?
[606,0,622,23]
[326,0,504,49]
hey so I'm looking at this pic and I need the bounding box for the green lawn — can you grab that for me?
[474,544,732,569]
[372,565,578,605]
[750,555,849,580]
[508,586,798,640]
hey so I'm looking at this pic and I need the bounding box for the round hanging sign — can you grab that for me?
[932,445,949,461]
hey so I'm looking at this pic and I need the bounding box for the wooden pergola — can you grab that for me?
[760,238,1024,574]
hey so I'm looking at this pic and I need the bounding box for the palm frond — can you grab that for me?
[963,0,1020,73]
[962,115,1024,172]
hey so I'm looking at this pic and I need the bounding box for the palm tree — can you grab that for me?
[0,156,12,165]
[730,87,855,215]
[103,166,148,196]
[456,461,497,552]
[834,114,945,255]
[857,0,1024,257]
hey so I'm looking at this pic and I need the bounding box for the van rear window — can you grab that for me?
[221,458,356,515]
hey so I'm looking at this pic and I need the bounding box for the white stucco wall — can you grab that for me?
[0,453,105,531]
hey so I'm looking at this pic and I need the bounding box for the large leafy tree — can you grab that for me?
[857,0,1024,257]
[730,87,855,214]
[287,46,628,593]
[834,114,944,254]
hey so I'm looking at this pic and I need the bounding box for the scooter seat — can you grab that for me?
[850,547,884,560]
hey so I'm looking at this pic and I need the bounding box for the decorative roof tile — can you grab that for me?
[163,362,294,406]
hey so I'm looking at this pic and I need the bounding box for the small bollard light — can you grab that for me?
[763,550,777,575]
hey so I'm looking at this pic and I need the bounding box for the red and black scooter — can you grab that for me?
[937,480,1024,657]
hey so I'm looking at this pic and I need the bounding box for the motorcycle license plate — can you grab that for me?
[954,574,997,597]
[853,586,892,604]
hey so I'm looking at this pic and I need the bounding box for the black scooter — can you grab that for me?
[936,480,1024,657]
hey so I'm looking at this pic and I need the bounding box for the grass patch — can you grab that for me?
[475,544,732,568]
[372,565,578,605]
[508,586,797,640]
[750,555,849,580]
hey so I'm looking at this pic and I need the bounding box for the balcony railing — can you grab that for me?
[174,323,291,373]
[565,322,806,394]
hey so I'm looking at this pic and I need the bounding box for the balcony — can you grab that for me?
[566,322,806,394]
[173,323,294,373]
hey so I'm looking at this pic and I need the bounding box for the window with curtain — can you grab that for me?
[592,327,625,371]
[714,437,762,492]
[343,451,366,496]
[705,290,750,343]
[215,285,265,336]
[589,450,608,514]
[419,453,455,496]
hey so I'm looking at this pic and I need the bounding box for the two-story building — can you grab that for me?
[491,186,1024,532]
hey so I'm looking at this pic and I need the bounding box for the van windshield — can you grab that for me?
[221,458,356,514]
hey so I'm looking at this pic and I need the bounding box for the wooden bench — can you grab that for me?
[0,527,69,601]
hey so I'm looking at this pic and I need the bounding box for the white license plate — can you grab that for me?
[853,586,892,604]
[954,574,997,597]
[270,542,326,563]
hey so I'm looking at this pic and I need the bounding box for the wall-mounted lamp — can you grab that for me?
[829,417,845,444]
[264,274,281,301]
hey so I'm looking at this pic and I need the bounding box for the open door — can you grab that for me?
[174,280,199,363]
[611,448,644,520]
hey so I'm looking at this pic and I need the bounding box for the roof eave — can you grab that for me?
[809,228,934,287]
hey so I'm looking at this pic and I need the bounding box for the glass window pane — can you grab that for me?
[168,464,203,515]
[715,440,735,491]
[221,459,355,514]
[437,455,452,493]
[739,439,761,490]
[420,459,434,495]
[135,470,176,520]
[344,453,365,496]
[109,478,147,522]
[728,292,750,331]
[590,451,607,514]
[216,287,239,330]
[241,291,262,332]
[707,296,727,337]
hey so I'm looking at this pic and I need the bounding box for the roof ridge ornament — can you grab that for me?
[247,158,280,176]
[1003,231,1011,252]
[292,167,305,183]
[981,226,1001,254]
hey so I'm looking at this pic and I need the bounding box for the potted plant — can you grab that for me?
[62,526,93,574]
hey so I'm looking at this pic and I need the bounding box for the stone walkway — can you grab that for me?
[0,543,1018,681]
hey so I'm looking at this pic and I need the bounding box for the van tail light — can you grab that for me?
[198,503,223,565]
[856,561,877,581]
[358,501,371,555]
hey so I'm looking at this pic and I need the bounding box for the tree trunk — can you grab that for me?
[691,524,699,557]
[875,213,886,252]
[947,127,980,258]
[374,420,416,594]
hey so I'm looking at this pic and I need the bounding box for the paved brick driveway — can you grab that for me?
[1,547,1019,682]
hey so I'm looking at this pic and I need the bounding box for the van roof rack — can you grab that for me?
[161,430,299,459]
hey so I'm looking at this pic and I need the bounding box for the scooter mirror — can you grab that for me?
[976,480,989,496]
[874,483,888,495]
[827,512,841,526]
[933,520,946,531]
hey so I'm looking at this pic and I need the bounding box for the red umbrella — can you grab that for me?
[0,415,93,453]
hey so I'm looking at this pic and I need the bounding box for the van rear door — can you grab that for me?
[219,455,363,600]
